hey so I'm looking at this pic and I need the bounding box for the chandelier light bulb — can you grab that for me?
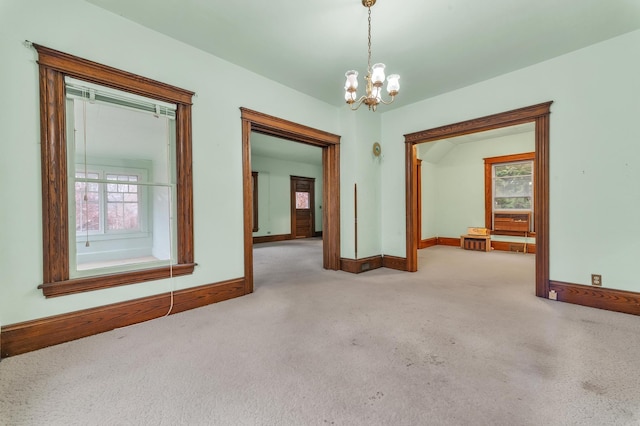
[345,90,357,103]
[386,74,400,95]
[345,70,359,91]
[371,63,386,86]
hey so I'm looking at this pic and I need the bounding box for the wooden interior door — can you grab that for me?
[291,176,315,238]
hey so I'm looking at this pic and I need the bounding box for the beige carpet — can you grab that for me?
[1,239,640,425]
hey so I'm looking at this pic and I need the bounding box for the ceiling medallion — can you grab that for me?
[344,0,400,112]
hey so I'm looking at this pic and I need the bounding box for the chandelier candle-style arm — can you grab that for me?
[343,0,400,111]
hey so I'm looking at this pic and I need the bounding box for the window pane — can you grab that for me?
[494,175,532,198]
[493,160,533,211]
[75,171,101,232]
[106,174,140,231]
[296,192,310,209]
[107,192,124,202]
[494,162,532,177]
[495,196,532,210]
[57,71,186,286]
[124,203,139,229]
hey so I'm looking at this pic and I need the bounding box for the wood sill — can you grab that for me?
[38,263,196,298]
[491,230,536,237]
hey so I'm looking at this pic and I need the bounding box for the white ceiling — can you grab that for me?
[86,0,640,110]
[418,122,534,163]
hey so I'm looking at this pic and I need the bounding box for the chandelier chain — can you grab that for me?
[367,6,372,73]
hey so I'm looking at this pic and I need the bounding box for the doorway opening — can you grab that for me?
[241,108,341,294]
[405,102,552,298]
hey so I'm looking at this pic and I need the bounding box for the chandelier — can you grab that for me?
[344,0,400,111]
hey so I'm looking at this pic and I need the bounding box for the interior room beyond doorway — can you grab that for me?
[416,123,536,253]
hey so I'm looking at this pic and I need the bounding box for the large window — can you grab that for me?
[35,44,195,297]
[484,152,535,235]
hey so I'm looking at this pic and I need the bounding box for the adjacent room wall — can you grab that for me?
[381,29,640,292]
[251,155,323,237]
[418,132,534,240]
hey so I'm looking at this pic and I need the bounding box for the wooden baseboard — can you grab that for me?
[549,281,640,316]
[423,237,537,254]
[382,255,409,272]
[1,278,246,358]
[340,256,383,274]
[253,234,293,244]
[436,237,460,247]
[491,241,536,254]
[313,231,323,238]
[418,237,437,249]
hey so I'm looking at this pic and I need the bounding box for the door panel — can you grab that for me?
[291,176,315,238]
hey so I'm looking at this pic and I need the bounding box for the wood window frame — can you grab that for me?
[34,44,195,298]
[405,101,552,298]
[252,172,259,232]
[484,152,535,236]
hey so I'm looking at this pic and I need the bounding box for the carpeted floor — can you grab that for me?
[1,239,639,425]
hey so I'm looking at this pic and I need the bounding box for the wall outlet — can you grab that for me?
[549,290,557,300]
[591,274,602,286]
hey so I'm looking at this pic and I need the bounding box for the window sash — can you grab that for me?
[74,166,150,238]
[492,160,534,211]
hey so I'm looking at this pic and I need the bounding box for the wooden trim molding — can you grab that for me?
[382,255,409,272]
[34,44,195,297]
[405,102,552,299]
[240,108,340,147]
[437,237,460,247]
[40,264,196,298]
[340,256,383,274]
[33,44,194,104]
[253,234,293,244]
[1,278,245,358]
[404,102,552,144]
[419,237,437,249]
[549,281,640,316]
[240,108,341,294]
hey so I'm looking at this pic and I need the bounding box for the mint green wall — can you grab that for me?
[338,109,381,259]
[382,29,640,292]
[251,155,323,237]
[418,133,534,240]
[0,0,342,325]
